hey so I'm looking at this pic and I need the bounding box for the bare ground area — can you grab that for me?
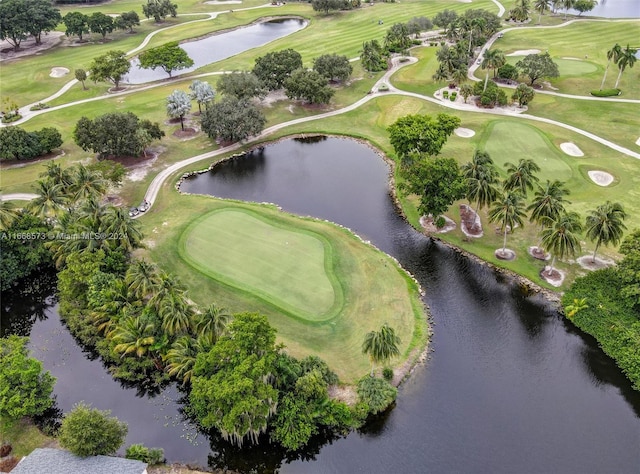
[0,32,64,61]
[420,215,456,234]
[459,204,483,238]
[528,246,550,261]
[576,255,615,271]
[540,266,565,287]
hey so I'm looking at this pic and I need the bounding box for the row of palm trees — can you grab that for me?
[462,151,627,276]
[600,43,638,90]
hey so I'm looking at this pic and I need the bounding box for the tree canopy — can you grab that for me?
[216,71,266,100]
[0,126,63,161]
[387,113,461,160]
[360,39,388,72]
[313,54,352,83]
[142,0,177,22]
[200,96,266,144]
[252,49,302,90]
[88,12,114,39]
[515,52,559,86]
[284,68,335,105]
[189,80,216,113]
[138,42,194,78]
[89,50,131,89]
[0,0,61,49]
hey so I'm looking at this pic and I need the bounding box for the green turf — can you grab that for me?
[481,121,573,182]
[180,208,340,320]
[504,56,598,76]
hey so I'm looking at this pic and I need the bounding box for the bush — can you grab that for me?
[435,216,446,228]
[356,376,397,415]
[382,367,394,380]
[125,444,165,464]
[497,63,519,81]
[1,113,21,124]
[29,103,50,111]
[59,402,128,457]
[443,90,449,98]
[590,89,621,97]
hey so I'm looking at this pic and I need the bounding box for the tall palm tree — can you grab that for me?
[503,158,541,196]
[164,335,213,385]
[126,259,161,300]
[40,161,74,188]
[489,190,527,256]
[482,49,506,80]
[510,0,532,22]
[159,291,195,337]
[540,211,583,276]
[600,43,622,90]
[585,201,627,262]
[561,0,576,19]
[110,316,156,358]
[527,179,571,227]
[149,272,187,312]
[195,304,232,344]
[362,323,401,376]
[0,199,19,230]
[78,194,108,227]
[467,17,486,55]
[534,0,551,24]
[613,44,638,89]
[451,67,468,86]
[69,165,107,202]
[463,151,500,216]
[28,179,68,219]
[101,206,142,251]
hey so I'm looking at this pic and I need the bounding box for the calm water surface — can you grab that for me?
[569,0,639,18]
[124,19,306,84]
[6,137,640,472]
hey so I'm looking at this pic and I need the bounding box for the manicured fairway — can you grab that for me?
[504,56,598,76]
[181,209,339,320]
[482,121,573,182]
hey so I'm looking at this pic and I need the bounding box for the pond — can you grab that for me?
[7,137,640,472]
[569,0,639,18]
[124,18,306,84]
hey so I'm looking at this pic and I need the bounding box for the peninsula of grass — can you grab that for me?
[142,194,428,383]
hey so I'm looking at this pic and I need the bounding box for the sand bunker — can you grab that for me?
[454,127,475,138]
[635,137,640,146]
[49,67,69,78]
[506,49,541,56]
[560,142,584,157]
[588,170,614,187]
[204,0,242,3]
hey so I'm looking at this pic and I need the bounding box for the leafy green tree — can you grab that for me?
[216,72,266,100]
[63,11,89,42]
[139,42,194,78]
[252,49,302,90]
[488,190,527,257]
[384,23,411,53]
[201,96,266,144]
[600,43,622,90]
[360,39,388,72]
[585,201,627,262]
[614,44,637,89]
[356,376,397,414]
[75,68,88,90]
[166,90,191,130]
[0,335,55,435]
[25,0,62,45]
[73,112,164,159]
[541,211,583,276]
[403,156,466,220]
[89,50,130,89]
[387,113,461,161]
[0,126,62,161]
[473,80,508,107]
[512,83,536,106]
[460,83,474,103]
[313,54,352,83]
[406,16,432,37]
[190,313,279,446]
[0,0,31,50]
[433,9,458,34]
[534,0,551,24]
[188,80,215,113]
[284,68,335,105]
[503,158,540,195]
[497,63,519,80]
[88,12,114,40]
[618,229,640,309]
[515,52,559,86]
[311,0,344,14]
[142,0,177,22]
[270,392,315,450]
[573,0,596,15]
[362,323,401,376]
[115,11,140,33]
[59,402,128,457]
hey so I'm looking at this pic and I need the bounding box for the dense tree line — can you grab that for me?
[0,126,62,161]
[0,0,61,50]
[63,10,140,42]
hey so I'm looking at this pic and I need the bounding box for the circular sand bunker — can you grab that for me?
[50,67,69,78]
[560,142,584,157]
[454,127,475,138]
[506,49,541,56]
[588,170,614,187]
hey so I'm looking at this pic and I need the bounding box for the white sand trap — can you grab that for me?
[561,57,582,60]
[49,67,69,78]
[454,127,475,138]
[204,0,242,3]
[560,142,584,157]
[506,49,541,56]
[588,170,614,187]
[635,136,640,146]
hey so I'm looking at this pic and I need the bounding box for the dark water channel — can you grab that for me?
[5,137,640,472]
[124,19,306,84]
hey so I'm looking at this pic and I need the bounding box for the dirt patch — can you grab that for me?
[420,215,456,234]
[172,127,198,139]
[506,49,541,56]
[540,266,565,287]
[560,142,584,157]
[328,384,358,406]
[0,31,64,61]
[528,246,550,261]
[495,248,516,260]
[261,89,288,107]
[454,127,475,138]
[577,255,614,271]
[459,204,483,238]
[116,148,163,182]
[50,67,69,78]
[588,170,614,186]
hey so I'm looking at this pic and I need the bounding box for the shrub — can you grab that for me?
[356,376,397,415]
[497,63,519,80]
[125,444,165,464]
[590,89,621,97]
[1,113,21,124]
[443,90,449,98]
[382,367,394,380]
[435,216,446,228]
[29,103,50,111]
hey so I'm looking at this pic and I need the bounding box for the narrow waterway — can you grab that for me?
[5,137,640,472]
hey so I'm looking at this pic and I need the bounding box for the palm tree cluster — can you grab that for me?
[460,151,628,275]
[600,43,638,90]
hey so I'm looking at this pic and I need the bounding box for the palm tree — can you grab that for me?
[561,0,576,19]
[585,201,627,262]
[482,49,506,80]
[600,43,622,90]
[28,179,68,219]
[362,323,401,376]
[164,335,213,385]
[110,316,156,358]
[159,291,195,337]
[126,259,161,300]
[527,180,570,227]
[534,0,551,24]
[149,271,187,312]
[488,190,527,257]
[540,211,583,276]
[101,206,142,251]
[195,304,232,344]
[503,158,541,196]
[451,67,468,86]
[467,17,486,55]
[463,151,500,216]
[69,165,107,202]
[613,44,638,89]
[0,199,19,230]
[510,0,532,22]
[40,161,73,188]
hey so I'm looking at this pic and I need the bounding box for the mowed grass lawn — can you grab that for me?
[180,208,340,320]
[141,195,427,382]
